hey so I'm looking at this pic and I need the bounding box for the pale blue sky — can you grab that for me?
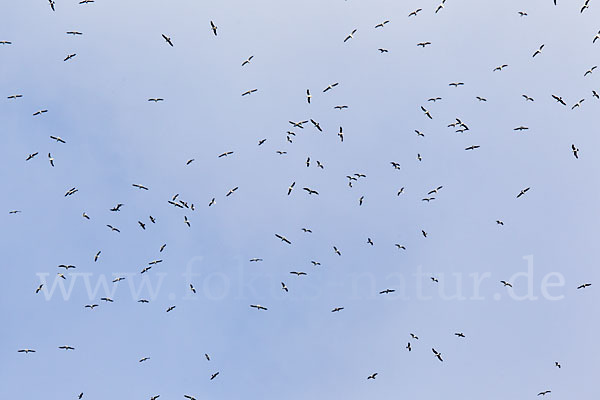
[1,0,598,399]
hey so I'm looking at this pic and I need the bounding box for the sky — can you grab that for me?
[1,0,598,399]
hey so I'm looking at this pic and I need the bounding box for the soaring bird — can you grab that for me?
[84,304,99,310]
[555,361,561,368]
[210,21,218,36]
[572,144,579,159]
[417,41,431,47]
[139,357,150,362]
[64,53,76,62]
[552,94,566,105]
[344,29,357,42]
[242,55,254,66]
[161,34,173,46]
[432,348,443,362]
[465,145,480,151]
[241,89,258,96]
[49,0,55,11]
[323,82,339,92]
[449,82,464,87]
[26,152,38,161]
[7,94,22,99]
[189,284,196,294]
[493,64,508,71]
[377,48,388,53]
[516,187,530,198]
[572,99,585,109]
[420,106,433,119]
[367,373,378,380]
[410,333,419,340]
[518,11,528,16]
[100,297,113,302]
[422,230,427,238]
[338,126,344,142]
[210,372,220,380]
[537,391,551,396]
[306,89,312,104]
[333,246,342,256]
[290,271,307,276]
[33,109,48,116]
[331,307,344,312]
[281,282,288,292]
[275,234,291,244]
[303,187,319,195]
[18,349,36,353]
[375,20,390,28]
[408,8,422,16]
[334,105,348,110]
[379,289,395,294]
[310,119,322,132]
[35,284,44,293]
[67,31,83,35]
[58,345,75,350]
[250,304,267,310]
[522,94,534,102]
[166,306,176,312]
[226,187,238,196]
[500,280,513,287]
[577,283,592,289]
[148,98,163,102]
[249,258,263,262]
[455,333,466,338]
[532,44,545,57]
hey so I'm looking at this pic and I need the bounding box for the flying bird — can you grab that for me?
[577,283,592,289]
[516,187,530,198]
[552,94,566,105]
[432,348,443,362]
[210,21,218,36]
[275,234,291,244]
[161,34,173,46]
[250,304,267,310]
[344,29,357,42]
[532,44,545,57]
[242,55,254,66]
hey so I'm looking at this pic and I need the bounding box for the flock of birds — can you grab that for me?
[3,0,598,399]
